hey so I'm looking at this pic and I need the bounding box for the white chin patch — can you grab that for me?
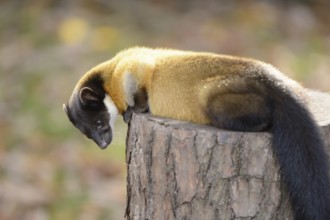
[103,95,119,133]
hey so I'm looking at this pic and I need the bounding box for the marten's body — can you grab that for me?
[64,47,330,220]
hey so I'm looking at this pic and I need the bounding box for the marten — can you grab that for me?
[64,47,330,220]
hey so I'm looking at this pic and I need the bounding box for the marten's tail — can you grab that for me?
[271,92,330,220]
[205,75,330,219]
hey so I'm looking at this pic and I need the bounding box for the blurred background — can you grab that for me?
[0,0,329,219]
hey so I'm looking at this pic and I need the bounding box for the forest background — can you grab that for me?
[0,0,329,219]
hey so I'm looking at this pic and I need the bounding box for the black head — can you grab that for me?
[63,86,115,149]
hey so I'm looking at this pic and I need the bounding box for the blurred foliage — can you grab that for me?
[0,0,329,219]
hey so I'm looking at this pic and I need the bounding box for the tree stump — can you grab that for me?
[125,90,330,220]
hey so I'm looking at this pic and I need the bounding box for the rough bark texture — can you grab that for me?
[125,91,330,220]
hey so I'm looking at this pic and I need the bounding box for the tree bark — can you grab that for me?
[125,90,330,220]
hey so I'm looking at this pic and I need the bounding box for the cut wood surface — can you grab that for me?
[125,90,330,220]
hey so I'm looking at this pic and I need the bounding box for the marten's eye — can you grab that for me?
[96,120,102,129]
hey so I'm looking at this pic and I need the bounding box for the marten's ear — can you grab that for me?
[62,103,75,124]
[79,87,103,107]
[63,103,69,114]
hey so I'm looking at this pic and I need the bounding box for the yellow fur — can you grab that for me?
[79,47,302,125]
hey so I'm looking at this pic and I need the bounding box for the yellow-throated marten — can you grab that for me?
[64,47,330,220]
